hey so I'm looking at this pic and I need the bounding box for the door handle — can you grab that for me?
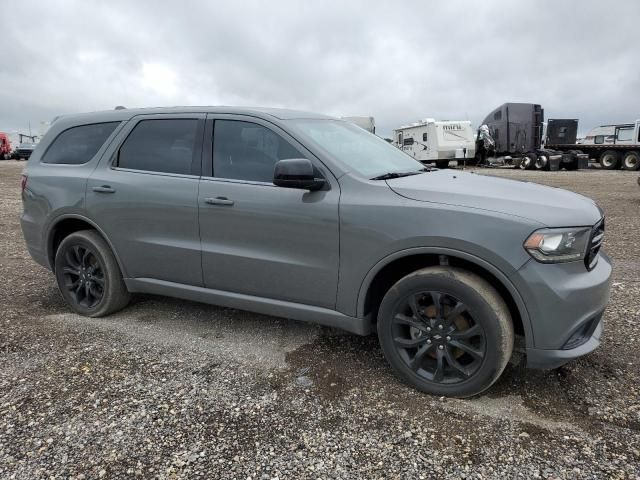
[205,196,234,206]
[92,185,116,193]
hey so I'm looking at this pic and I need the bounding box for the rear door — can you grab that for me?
[198,114,340,308]
[86,113,205,286]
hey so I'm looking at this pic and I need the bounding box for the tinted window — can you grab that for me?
[422,132,428,142]
[493,110,502,121]
[594,135,604,144]
[42,122,119,164]
[403,137,414,146]
[213,120,302,182]
[118,119,198,175]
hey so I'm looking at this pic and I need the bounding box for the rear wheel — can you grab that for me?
[54,230,130,317]
[377,267,514,398]
[599,150,620,170]
[534,154,548,170]
[622,151,640,171]
[520,153,536,170]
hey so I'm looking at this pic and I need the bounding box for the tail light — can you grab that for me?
[20,175,28,193]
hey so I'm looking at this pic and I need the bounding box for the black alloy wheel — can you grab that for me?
[391,291,486,383]
[61,244,105,309]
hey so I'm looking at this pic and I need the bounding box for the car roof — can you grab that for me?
[51,106,333,128]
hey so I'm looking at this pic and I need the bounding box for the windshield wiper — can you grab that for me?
[370,169,427,181]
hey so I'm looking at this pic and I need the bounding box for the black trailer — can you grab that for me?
[476,103,586,171]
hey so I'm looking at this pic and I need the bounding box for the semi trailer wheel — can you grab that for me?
[435,160,450,169]
[599,150,620,170]
[520,153,536,170]
[622,151,640,171]
[534,155,548,170]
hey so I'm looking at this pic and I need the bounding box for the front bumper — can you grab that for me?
[510,250,612,369]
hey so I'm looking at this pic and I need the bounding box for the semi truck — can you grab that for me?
[0,133,12,160]
[393,119,476,169]
[546,120,640,170]
[476,103,587,171]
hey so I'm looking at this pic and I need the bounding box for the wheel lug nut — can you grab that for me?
[426,327,431,332]
[446,336,451,341]
[438,345,444,350]
[426,339,432,344]
[438,325,443,330]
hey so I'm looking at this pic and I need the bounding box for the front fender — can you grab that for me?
[354,246,534,348]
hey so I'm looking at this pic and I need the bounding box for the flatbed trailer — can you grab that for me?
[546,120,640,170]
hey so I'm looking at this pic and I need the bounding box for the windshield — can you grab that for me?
[287,119,424,178]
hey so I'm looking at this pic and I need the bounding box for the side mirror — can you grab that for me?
[273,158,325,191]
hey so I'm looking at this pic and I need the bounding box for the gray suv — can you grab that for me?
[20,107,611,397]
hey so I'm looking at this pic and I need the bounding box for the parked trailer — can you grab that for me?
[546,120,640,171]
[393,119,475,169]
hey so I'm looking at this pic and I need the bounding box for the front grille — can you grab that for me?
[585,218,605,271]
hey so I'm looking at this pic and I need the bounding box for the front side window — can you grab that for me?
[117,119,198,175]
[594,135,604,144]
[213,120,302,183]
[42,122,120,165]
[493,110,502,121]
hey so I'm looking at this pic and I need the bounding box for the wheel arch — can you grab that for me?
[46,214,127,277]
[357,247,533,347]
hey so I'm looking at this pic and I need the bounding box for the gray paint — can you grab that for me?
[21,106,612,370]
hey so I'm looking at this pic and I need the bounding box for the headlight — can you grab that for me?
[523,227,591,263]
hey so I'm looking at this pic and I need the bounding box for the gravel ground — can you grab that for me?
[1,160,639,479]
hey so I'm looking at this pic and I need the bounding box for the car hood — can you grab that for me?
[386,170,602,227]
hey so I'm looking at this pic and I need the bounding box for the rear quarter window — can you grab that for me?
[41,122,120,165]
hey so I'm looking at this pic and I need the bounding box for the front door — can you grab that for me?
[198,115,340,309]
[86,114,205,286]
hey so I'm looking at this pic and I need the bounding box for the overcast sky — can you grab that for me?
[2,0,639,137]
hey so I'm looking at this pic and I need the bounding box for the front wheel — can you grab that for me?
[377,267,514,398]
[54,230,130,317]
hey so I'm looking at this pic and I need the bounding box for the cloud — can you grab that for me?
[1,0,639,137]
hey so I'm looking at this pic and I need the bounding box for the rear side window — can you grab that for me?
[42,122,120,164]
[117,119,198,175]
[213,120,302,183]
[403,137,414,146]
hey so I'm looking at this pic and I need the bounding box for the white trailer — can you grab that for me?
[341,116,375,134]
[393,119,476,168]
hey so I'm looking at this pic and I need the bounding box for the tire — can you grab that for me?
[54,230,130,317]
[599,150,620,170]
[622,151,640,171]
[377,266,514,398]
[534,154,548,170]
[435,159,450,169]
[520,153,536,170]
